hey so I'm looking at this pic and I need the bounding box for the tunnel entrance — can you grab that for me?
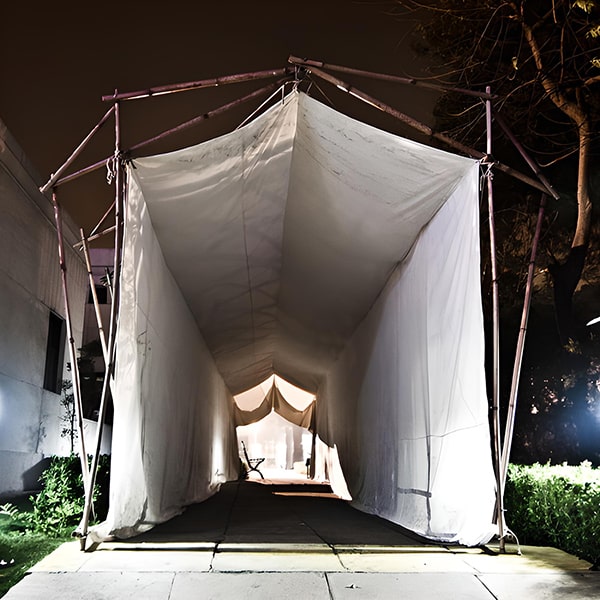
[233,375,351,497]
[81,89,496,547]
[235,375,316,481]
[238,411,311,479]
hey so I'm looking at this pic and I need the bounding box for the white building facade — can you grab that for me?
[0,117,95,495]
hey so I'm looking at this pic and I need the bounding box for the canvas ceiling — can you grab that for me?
[131,91,477,395]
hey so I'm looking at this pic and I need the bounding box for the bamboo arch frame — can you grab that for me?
[41,56,557,551]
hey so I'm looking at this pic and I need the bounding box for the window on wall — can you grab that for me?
[43,311,66,394]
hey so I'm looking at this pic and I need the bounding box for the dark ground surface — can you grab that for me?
[128,479,427,547]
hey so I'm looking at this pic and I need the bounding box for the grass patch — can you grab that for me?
[0,530,67,598]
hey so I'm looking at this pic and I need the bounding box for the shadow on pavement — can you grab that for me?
[126,479,430,547]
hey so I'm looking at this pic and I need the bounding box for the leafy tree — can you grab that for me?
[398,0,600,344]
[394,0,600,465]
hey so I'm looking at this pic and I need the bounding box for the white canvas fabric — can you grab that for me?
[94,174,240,540]
[101,90,497,545]
[233,383,314,429]
[315,170,497,545]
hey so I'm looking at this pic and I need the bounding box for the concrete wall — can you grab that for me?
[0,117,110,495]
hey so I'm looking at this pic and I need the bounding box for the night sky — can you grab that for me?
[1,1,438,235]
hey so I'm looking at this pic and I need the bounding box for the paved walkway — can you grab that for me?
[4,478,599,599]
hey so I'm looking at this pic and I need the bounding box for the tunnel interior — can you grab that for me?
[98,90,498,547]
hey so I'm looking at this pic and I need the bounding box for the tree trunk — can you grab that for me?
[549,246,587,345]
[548,119,592,346]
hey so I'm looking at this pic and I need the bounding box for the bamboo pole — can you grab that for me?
[78,227,111,546]
[111,99,124,383]
[55,157,113,188]
[102,67,292,102]
[493,112,560,201]
[288,55,496,100]
[51,192,91,494]
[80,229,109,364]
[500,195,547,488]
[484,87,505,550]
[309,429,317,480]
[73,226,116,250]
[40,106,115,193]
[127,78,290,155]
[302,65,554,196]
[89,201,116,238]
[54,78,292,188]
[79,100,125,546]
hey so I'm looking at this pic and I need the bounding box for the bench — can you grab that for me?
[241,441,265,479]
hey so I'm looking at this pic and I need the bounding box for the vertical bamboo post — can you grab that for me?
[51,192,91,493]
[79,343,113,545]
[485,87,505,550]
[79,99,125,547]
[501,195,547,488]
[309,413,317,480]
[111,99,125,380]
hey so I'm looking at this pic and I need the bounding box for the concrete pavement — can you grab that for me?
[3,476,599,599]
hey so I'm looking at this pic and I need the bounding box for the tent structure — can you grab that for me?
[41,58,558,551]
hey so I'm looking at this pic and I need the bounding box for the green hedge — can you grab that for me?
[505,462,600,568]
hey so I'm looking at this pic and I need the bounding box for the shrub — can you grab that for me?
[0,455,110,597]
[505,461,600,568]
[3,454,110,537]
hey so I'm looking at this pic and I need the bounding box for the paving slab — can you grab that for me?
[327,572,492,600]
[478,572,600,600]
[211,548,345,572]
[28,541,94,572]
[336,546,476,573]
[78,547,214,572]
[1,571,174,600]
[29,540,215,573]
[170,572,330,600]
[216,542,332,553]
[457,544,595,574]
